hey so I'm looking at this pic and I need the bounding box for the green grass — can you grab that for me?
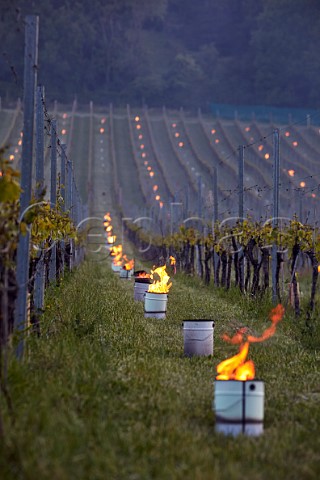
[0,260,319,479]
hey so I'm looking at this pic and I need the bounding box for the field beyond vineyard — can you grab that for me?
[2,102,320,223]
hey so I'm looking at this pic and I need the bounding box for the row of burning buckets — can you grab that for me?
[104,213,285,437]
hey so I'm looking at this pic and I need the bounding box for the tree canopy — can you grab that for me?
[0,0,319,109]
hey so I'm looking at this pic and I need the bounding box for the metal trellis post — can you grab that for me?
[60,143,67,273]
[238,145,244,221]
[14,15,39,358]
[198,175,202,219]
[34,85,45,322]
[212,167,219,283]
[49,119,57,281]
[272,128,280,303]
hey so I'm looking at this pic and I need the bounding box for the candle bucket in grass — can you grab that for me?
[144,292,168,319]
[213,304,285,436]
[112,263,121,273]
[134,271,151,301]
[120,268,133,279]
[182,320,215,357]
[143,264,172,319]
[214,380,264,436]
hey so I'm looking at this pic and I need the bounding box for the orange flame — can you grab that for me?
[123,259,134,271]
[170,256,176,274]
[169,256,176,266]
[107,235,116,244]
[111,244,123,266]
[216,304,285,381]
[148,265,172,294]
[136,271,151,278]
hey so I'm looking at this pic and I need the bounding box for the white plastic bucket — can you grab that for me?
[183,320,215,357]
[120,268,133,279]
[144,292,168,319]
[111,263,121,273]
[214,380,264,436]
[134,281,150,301]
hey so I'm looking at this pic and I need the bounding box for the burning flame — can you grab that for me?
[169,256,176,266]
[111,244,123,266]
[123,258,134,271]
[148,265,172,294]
[216,304,285,381]
[136,271,151,278]
[170,256,176,275]
[107,235,116,244]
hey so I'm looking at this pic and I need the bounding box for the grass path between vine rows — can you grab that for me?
[1,259,319,480]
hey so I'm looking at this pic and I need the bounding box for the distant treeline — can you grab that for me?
[0,0,319,109]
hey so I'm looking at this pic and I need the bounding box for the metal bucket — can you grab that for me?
[214,380,264,436]
[144,292,168,319]
[183,319,215,357]
[134,280,150,301]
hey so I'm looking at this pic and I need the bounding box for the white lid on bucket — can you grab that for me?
[182,319,215,327]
